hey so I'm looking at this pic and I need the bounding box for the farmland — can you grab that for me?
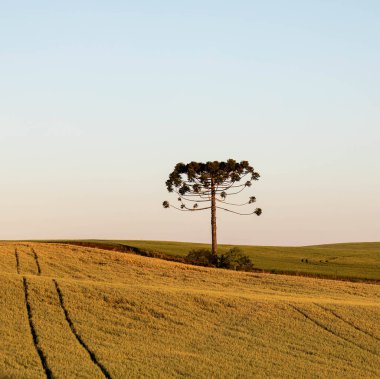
[1,242,380,378]
[45,240,380,281]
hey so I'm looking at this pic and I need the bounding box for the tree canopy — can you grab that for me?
[163,159,262,216]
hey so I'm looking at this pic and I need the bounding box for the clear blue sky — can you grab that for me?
[1,1,379,245]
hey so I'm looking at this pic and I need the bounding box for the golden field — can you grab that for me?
[1,242,379,378]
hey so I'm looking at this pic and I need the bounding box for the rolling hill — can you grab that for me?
[1,242,379,378]
[44,240,380,281]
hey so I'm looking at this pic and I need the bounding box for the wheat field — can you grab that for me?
[1,242,379,378]
[47,240,380,281]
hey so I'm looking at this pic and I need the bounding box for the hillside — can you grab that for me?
[1,242,380,378]
[47,240,380,281]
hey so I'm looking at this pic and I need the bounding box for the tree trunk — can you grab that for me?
[211,178,217,257]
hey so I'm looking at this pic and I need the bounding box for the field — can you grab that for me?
[47,240,380,281]
[1,242,380,378]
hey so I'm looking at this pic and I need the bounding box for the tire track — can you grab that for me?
[15,248,20,274]
[289,304,379,359]
[32,248,42,275]
[53,279,112,379]
[23,277,54,379]
[315,303,380,343]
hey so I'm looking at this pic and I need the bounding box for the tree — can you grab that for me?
[163,159,262,257]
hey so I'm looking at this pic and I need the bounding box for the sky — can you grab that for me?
[0,1,379,245]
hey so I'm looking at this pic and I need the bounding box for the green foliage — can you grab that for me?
[186,249,217,266]
[165,159,260,194]
[219,247,254,271]
[186,247,254,271]
[162,159,262,218]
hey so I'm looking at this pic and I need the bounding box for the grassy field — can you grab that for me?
[47,240,380,281]
[1,242,380,378]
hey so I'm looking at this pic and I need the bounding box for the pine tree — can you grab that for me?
[163,159,262,256]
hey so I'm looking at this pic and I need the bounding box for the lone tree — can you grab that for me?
[163,159,262,257]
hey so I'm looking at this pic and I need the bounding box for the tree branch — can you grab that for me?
[216,206,260,216]
[170,204,211,212]
[223,186,247,196]
[216,199,250,206]
[177,196,211,203]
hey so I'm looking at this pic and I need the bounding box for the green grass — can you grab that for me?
[46,240,380,281]
[1,242,380,378]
